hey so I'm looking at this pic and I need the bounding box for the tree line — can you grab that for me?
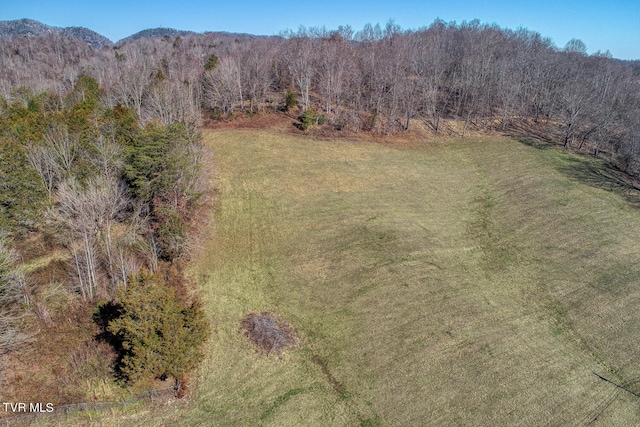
[0,73,209,386]
[1,19,639,173]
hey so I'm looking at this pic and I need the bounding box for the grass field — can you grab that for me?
[61,129,640,426]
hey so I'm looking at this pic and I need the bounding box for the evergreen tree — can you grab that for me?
[122,122,201,204]
[0,140,46,231]
[204,53,219,71]
[122,122,203,260]
[106,270,210,385]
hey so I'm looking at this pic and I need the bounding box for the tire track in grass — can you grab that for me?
[259,387,310,422]
[572,375,640,426]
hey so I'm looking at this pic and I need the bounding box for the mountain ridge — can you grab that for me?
[0,18,267,48]
[0,18,113,48]
[118,27,198,43]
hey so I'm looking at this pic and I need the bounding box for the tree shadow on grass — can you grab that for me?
[556,157,640,206]
[500,119,640,210]
[514,136,554,151]
[93,301,122,345]
[509,134,640,206]
[92,301,126,381]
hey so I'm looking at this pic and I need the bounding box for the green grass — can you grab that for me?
[61,131,640,426]
[18,249,68,273]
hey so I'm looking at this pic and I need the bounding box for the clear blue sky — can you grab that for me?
[2,0,639,59]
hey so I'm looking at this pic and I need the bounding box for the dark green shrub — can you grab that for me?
[122,122,201,204]
[285,91,297,112]
[300,109,317,130]
[104,270,210,385]
[204,53,219,71]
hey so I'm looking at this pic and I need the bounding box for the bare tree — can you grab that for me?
[27,145,61,200]
[90,135,123,180]
[0,233,30,353]
[316,33,352,116]
[27,124,78,199]
[113,55,152,120]
[285,32,315,111]
[555,53,599,148]
[145,79,201,125]
[55,176,130,299]
[203,55,242,115]
[239,40,275,112]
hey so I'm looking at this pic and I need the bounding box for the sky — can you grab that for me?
[2,0,639,59]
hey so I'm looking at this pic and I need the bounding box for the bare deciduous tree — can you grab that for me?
[203,55,242,115]
[239,40,274,112]
[285,32,315,111]
[55,176,130,299]
[145,79,201,125]
[0,233,30,352]
[27,124,78,199]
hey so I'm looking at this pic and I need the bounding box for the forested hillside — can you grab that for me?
[0,18,112,48]
[0,73,209,406]
[1,19,639,172]
[0,17,639,417]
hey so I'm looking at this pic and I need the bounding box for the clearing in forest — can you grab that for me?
[73,129,640,426]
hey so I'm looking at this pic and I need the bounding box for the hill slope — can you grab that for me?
[117,27,197,43]
[0,18,112,48]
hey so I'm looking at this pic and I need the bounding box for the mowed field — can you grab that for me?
[73,129,640,426]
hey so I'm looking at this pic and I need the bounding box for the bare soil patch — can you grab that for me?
[203,110,295,133]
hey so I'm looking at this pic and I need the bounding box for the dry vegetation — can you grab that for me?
[241,312,298,356]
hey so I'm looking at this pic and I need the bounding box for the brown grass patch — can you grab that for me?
[0,301,117,407]
[203,110,295,133]
[241,312,298,356]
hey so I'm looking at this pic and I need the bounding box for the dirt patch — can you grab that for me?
[241,312,298,356]
[203,110,296,133]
